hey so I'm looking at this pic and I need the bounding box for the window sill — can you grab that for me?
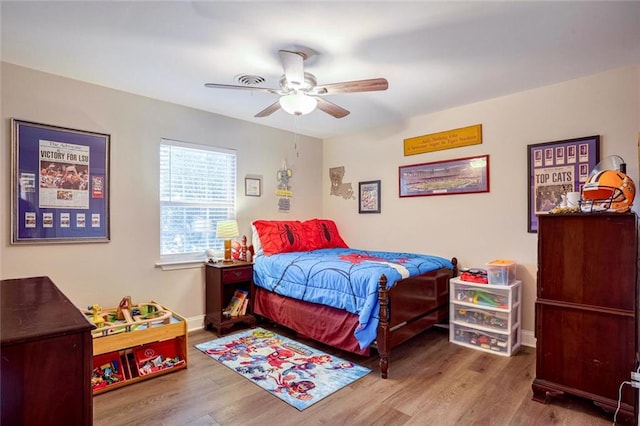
[155,259,207,271]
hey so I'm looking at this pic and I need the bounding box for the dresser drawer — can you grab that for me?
[222,267,252,283]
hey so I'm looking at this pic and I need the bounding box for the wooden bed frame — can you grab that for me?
[252,257,457,379]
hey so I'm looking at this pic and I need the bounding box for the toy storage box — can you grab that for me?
[134,339,186,376]
[486,259,516,285]
[91,352,127,392]
[86,300,188,395]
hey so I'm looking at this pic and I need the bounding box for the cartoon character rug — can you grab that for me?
[195,328,371,410]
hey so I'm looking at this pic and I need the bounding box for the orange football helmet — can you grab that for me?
[581,170,635,213]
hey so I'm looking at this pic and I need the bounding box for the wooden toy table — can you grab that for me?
[85,299,188,395]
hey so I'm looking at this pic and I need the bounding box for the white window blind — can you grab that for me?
[160,139,236,259]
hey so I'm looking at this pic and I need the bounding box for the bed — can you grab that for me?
[250,219,457,378]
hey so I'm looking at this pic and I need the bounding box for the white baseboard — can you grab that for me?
[521,329,536,348]
[186,315,205,333]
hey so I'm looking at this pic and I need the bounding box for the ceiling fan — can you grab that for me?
[204,50,388,118]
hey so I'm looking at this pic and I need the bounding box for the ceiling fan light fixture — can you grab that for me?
[279,93,317,116]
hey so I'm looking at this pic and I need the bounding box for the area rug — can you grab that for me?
[195,328,371,410]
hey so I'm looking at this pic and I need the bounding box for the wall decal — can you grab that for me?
[276,161,292,212]
[329,166,355,200]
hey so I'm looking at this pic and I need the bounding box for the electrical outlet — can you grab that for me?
[631,371,640,382]
[632,381,640,389]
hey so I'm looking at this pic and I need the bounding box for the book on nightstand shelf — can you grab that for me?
[223,289,248,318]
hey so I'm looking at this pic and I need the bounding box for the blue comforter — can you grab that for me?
[253,248,453,349]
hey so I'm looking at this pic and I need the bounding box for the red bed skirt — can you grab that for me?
[253,286,370,356]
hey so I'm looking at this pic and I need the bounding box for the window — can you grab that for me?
[160,139,236,260]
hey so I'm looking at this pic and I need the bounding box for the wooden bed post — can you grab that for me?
[377,274,389,379]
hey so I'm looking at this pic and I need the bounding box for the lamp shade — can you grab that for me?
[279,93,317,116]
[216,220,239,239]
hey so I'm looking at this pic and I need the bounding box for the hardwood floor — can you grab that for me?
[93,325,623,426]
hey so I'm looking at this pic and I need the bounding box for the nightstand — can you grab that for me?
[205,261,256,336]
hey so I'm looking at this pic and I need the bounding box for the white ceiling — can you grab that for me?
[2,1,640,139]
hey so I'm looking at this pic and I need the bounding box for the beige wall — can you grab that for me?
[0,62,322,325]
[3,62,639,343]
[323,65,640,344]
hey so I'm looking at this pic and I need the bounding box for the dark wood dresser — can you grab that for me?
[532,213,638,422]
[1,276,95,425]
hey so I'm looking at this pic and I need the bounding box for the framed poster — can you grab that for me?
[11,119,110,244]
[527,135,600,233]
[399,155,489,198]
[358,180,381,213]
[245,176,262,197]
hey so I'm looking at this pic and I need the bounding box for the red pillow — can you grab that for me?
[302,219,348,249]
[252,220,307,255]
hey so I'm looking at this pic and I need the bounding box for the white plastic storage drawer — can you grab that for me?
[453,283,518,308]
[451,323,520,355]
[452,306,513,332]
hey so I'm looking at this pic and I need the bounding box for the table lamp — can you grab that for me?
[216,220,239,263]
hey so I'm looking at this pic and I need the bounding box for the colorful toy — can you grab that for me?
[91,360,124,390]
[136,349,185,376]
[455,328,508,352]
[230,235,249,261]
[117,296,133,321]
[231,240,241,260]
[82,297,173,338]
[459,268,488,284]
[455,309,507,329]
[87,304,105,327]
[474,291,498,306]
[456,288,507,308]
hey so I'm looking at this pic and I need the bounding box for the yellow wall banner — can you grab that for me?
[404,124,483,156]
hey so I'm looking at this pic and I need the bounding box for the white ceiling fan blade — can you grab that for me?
[315,78,389,94]
[254,100,281,118]
[278,50,305,88]
[204,83,280,94]
[316,97,350,118]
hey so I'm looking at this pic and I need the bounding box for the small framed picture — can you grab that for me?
[359,180,381,213]
[245,176,262,197]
